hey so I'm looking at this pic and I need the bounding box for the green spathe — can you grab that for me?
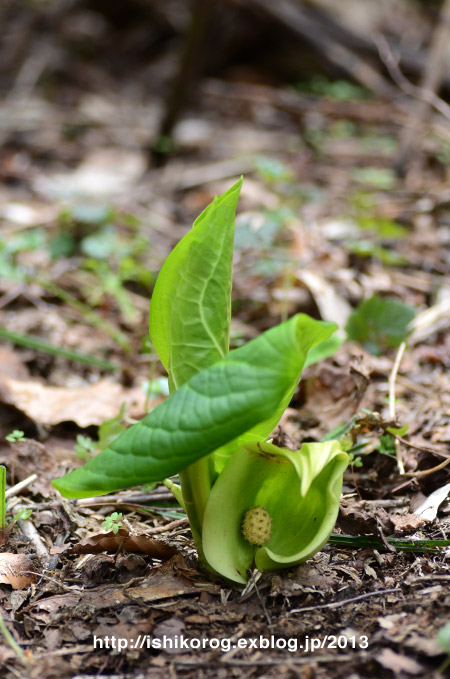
[202,440,349,584]
[52,314,337,499]
[149,178,242,390]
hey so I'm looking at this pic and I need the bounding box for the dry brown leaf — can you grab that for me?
[0,347,30,380]
[296,269,352,329]
[0,375,149,427]
[390,513,427,533]
[34,148,146,199]
[73,529,177,559]
[0,552,36,589]
[376,647,424,675]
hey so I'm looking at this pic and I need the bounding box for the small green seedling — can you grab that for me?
[0,466,32,545]
[9,507,32,524]
[437,621,450,672]
[5,430,25,443]
[53,179,348,583]
[102,512,123,534]
[74,435,97,459]
[346,294,415,355]
[0,466,5,538]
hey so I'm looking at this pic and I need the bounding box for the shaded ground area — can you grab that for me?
[1,1,450,677]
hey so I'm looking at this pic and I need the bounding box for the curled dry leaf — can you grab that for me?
[413,482,450,521]
[0,553,36,589]
[72,529,177,559]
[391,482,450,533]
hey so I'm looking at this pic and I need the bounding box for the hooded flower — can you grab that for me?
[202,440,348,583]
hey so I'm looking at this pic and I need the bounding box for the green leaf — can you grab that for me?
[52,314,337,499]
[149,178,242,389]
[202,440,348,583]
[303,334,344,368]
[211,314,338,472]
[345,294,415,355]
[97,404,127,449]
[386,424,409,437]
[437,622,450,654]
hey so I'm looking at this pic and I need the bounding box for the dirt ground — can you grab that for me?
[1,2,450,677]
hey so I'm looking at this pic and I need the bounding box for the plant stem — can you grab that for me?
[329,533,450,552]
[162,479,185,509]
[0,466,6,545]
[0,609,30,668]
[31,276,131,352]
[0,327,118,371]
[179,458,212,553]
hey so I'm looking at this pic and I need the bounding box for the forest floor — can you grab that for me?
[1,15,450,678]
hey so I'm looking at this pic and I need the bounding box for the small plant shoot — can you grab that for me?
[5,430,25,443]
[53,179,348,583]
[102,512,123,535]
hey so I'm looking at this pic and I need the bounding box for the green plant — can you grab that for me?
[0,328,117,371]
[437,621,450,673]
[74,434,97,459]
[9,507,32,524]
[102,512,123,534]
[346,294,416,355]
[296,76,370,101]
[52,179,348,584]
[0,466,5,537]
[5,430,25,443]
[0,466,32,545]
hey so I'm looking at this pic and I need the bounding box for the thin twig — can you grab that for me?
[5,474,37,499]
[403,456,450,478]
[17,518,49,561]
[388,341,406,474]
[145,517,189,534]
[395,435,448,460]
[374,33,450,122]
[289,587,401,614]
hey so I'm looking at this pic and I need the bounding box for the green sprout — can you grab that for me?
[0,467,5,536]
[0,466,32,544]
[437,621,450,673]
[5,430,25,443]
[52,179,348,584]
[74,435,97,459]
[101,512,123,534]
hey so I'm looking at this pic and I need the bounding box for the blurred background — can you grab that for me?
[0,0,449,439]
[1,4,450,676]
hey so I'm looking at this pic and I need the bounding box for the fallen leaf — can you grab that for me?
[0,553,36,589]
[81,553,149,585]
[390,513,427,533]
[338,504,392,536]
[0,375,150,427]
[34,148,146,199]
[27,556,219,624]
[376,647,424,675]
[0,347,30,379]
[413,482,450,521]
[72,529,177,559]
[152,617,186,654]
[297,269,352,329]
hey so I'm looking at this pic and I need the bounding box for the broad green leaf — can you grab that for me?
[202,440,348,583]
[52,314,336,499]
[211,314,337,472]
[345,294,415,355]
[386,424,409,437]
[303,334,344,368]
[149,178,242,389]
